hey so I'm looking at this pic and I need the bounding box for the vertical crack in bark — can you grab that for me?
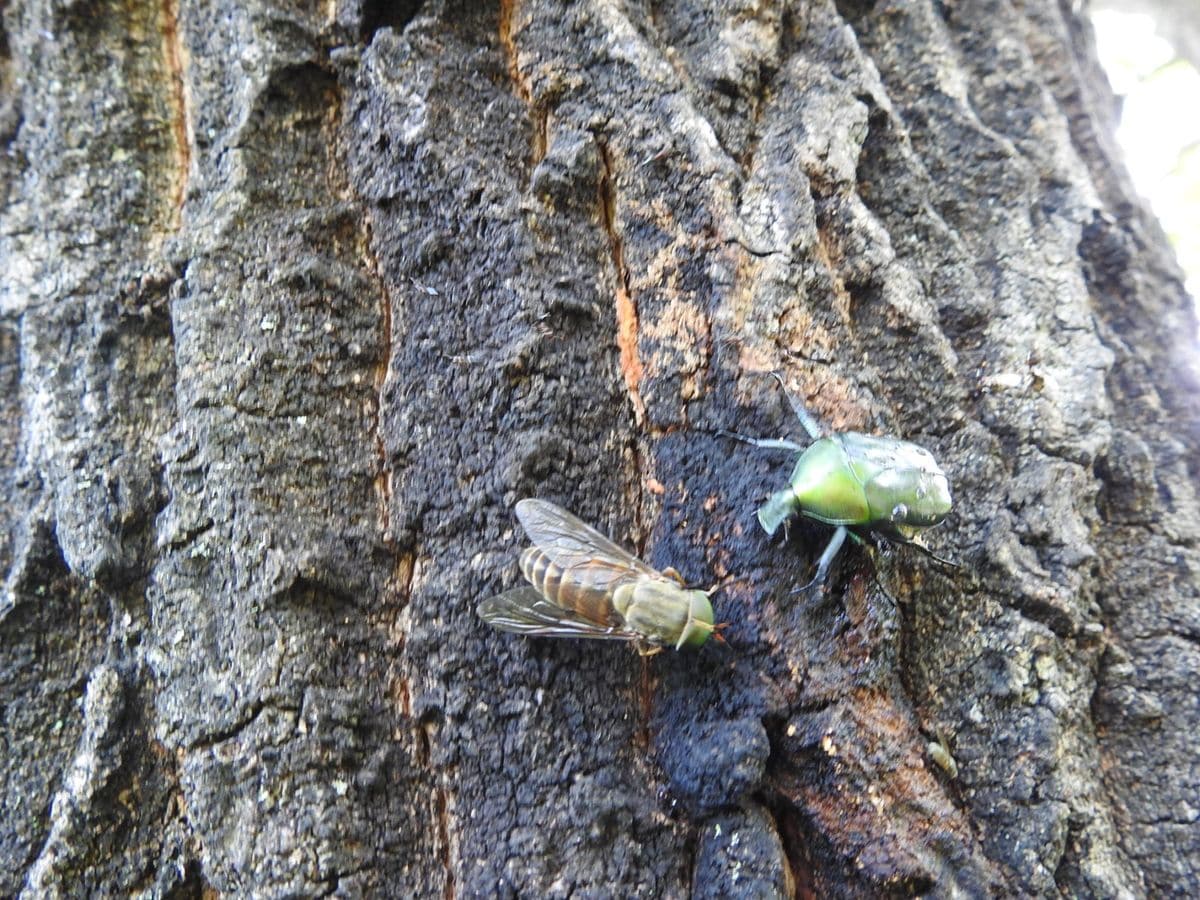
[634,656,656,749]
[413,711,455,900]
[433,777,455,900]
[331,58,396,555]
[598,141,647,428]
[627,438,650,559]
[158,0,191,225]
[372,253,395,542]
[799,181,858,366]
[497,0,523,94]
[498,0,547,164]
[595,138,656,765]
[330,47,395,548]
[388,552,415,708]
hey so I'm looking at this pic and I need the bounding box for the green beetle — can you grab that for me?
[724,374,954,591]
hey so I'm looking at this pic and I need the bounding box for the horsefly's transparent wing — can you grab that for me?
[514,498,660,593]
[477,586,640,641]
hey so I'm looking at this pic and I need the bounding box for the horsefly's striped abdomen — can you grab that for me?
[518,546,624,630]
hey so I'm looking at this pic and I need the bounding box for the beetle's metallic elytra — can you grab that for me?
[723,374,954,592]
[477,499,724,654]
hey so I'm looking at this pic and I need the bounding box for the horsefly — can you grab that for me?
[477,499,725,655]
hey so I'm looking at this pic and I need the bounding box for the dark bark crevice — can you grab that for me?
[360,0,424,44]
[499,0,548,167]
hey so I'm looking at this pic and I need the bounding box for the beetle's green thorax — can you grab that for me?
[758,432,952,537]
[849,433,952,534]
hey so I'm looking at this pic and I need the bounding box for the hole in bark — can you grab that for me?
[833,0,878,21]
[361,0,424,43]
[762,794,818,898]
[163,859,209,899]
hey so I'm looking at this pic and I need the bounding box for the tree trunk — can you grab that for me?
[2,0,1197,896]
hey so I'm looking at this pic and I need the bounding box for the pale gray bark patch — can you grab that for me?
[146,6,429,894]
[1,0,188,893]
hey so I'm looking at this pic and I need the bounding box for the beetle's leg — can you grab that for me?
[791,525,848,594]
[637,643,664,658]
[844,530,867,548]
[717,430,806,453]
[769,372,824,441]
[705,574,749,595]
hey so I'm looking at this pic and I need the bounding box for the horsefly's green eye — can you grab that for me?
[721,373,956,593]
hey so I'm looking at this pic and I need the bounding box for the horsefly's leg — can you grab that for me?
[661,566,687,585]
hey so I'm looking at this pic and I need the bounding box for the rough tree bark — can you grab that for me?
[2,0,1198,896]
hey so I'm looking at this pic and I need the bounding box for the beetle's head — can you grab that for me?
[902,470,953,527]
[757,489,799,537]
[871,465,952,533]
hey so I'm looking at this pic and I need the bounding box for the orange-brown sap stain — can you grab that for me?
[393,675,411,720]
[811,220,858,331]
[159,0,192,225]
[498,0,547,163]
[783,368,869,433]
[777,303,839,361]
[615,285,646,420]
[643,298,708,361]
[599,143,647,425]
[782,687,971,884]
[646,298,713,409]
[498,0,527,102]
